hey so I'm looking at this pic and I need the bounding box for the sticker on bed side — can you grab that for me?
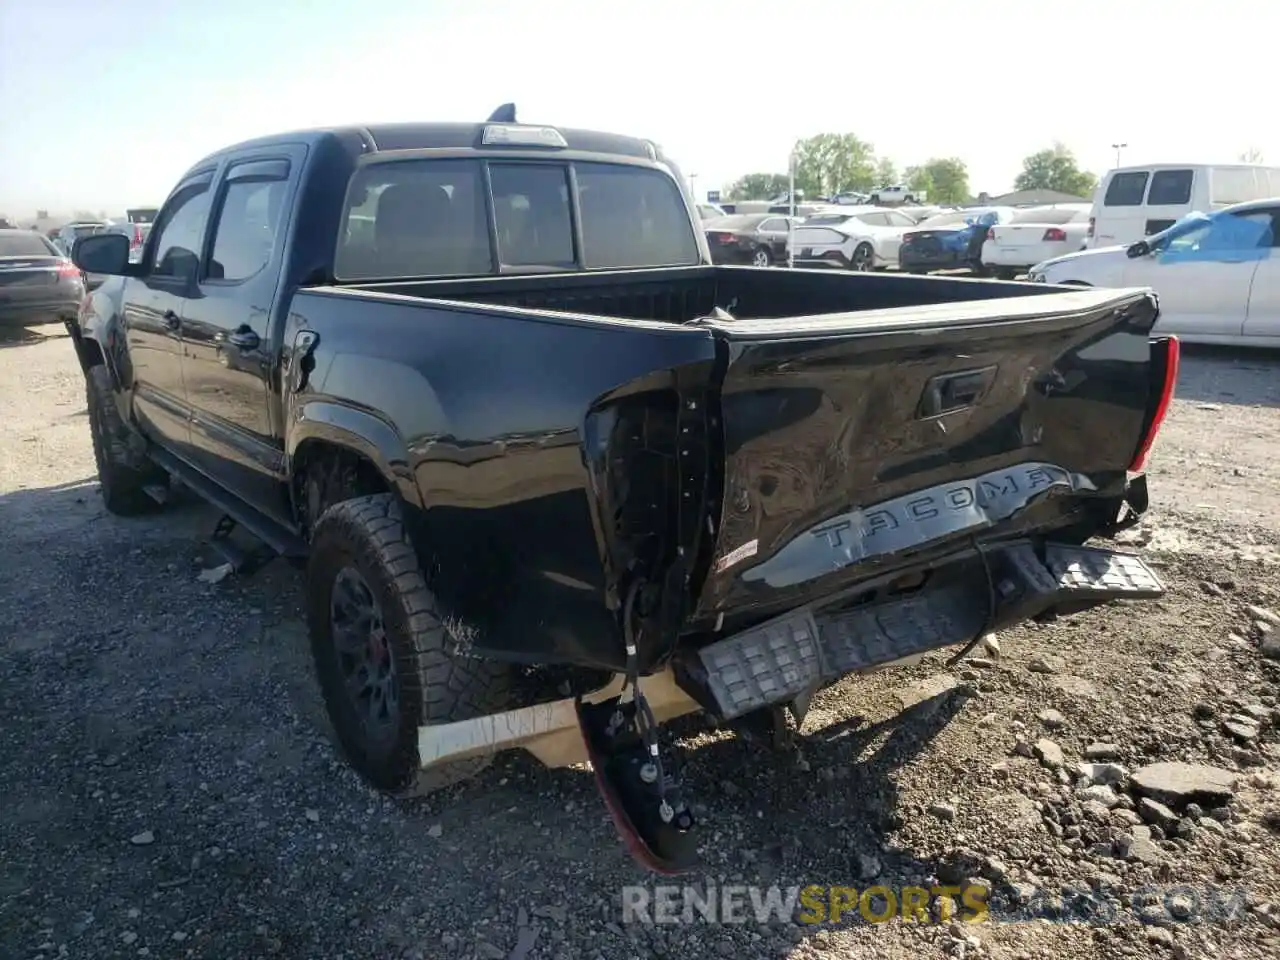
[715,539,759,574]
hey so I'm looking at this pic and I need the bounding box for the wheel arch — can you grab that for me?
[287,401,423,529]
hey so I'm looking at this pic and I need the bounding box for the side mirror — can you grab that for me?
[72,233,133,276]
[1126,240,1151,259]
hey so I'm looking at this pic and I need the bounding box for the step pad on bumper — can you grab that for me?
[692,543,1164,721]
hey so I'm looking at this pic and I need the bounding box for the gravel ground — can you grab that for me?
[2,324,1279,960]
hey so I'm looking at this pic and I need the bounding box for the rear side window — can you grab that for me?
[1147,169,1194,206]
[208,178,289,282]
[1104,172,1149,207]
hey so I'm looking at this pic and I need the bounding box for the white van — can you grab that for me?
[1087,163,1280,248]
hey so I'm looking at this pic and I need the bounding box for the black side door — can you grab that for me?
[178,150,302,525]
[121,173,214,455]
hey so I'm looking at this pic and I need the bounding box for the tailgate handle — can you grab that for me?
[918,366,996,419]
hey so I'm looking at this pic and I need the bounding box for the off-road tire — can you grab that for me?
[306,493,512,797]
[86,364,165,515]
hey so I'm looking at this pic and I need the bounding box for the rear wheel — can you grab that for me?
[307,493,513,797]
[850,243,874,271]
[994,267,1018,281]
[752,246,773,268]
[85,365,165,515]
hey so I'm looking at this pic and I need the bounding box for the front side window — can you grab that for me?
[150,184,212,279]
[1157,211,1274,256]
[208,178,289,282]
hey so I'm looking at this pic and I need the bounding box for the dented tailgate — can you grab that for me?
[691,288,1161,620]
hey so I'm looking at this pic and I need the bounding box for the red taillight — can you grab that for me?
[1087,217,1095,238]
[1043,227,1068,242]
[1129,336,1180,473]
[709,232,737,245]
[133,224,144,247]
[56,260,80,279]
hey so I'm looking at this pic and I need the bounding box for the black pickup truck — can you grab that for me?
[69,105,1178,874]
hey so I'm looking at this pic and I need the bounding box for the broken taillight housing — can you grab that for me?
[1129,336,1180,473]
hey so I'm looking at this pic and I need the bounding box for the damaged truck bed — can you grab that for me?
[68,106,1178,873]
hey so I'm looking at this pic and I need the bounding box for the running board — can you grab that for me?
[676,542,1164,721]
[148,446,307,563]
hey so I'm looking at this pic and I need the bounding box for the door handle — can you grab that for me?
[162,310,180,331]
[228,327,260,350]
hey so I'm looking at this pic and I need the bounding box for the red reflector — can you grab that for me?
[1129,336,1180,473]
[1043,227,1067,242]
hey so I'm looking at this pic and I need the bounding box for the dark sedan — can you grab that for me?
[704,213,795,267]
[899,208,1012,274]
[0,229,86,329]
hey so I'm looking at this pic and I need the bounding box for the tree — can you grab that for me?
[904,165,933,198]
[1014,143,1098,198]
[725,172,790,201]
[791,133,877,197]
[873,157,898,189]
[921,157,970,203]
[1240,147,1265,163]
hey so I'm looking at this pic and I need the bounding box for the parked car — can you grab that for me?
[704,213,795,266]
[787,206,917,270]
[69,109,1175,876]
[0,229,85,328]
[1029,199,1280,346]
[53,221,109,257]
[869,184,925,205]
[981,204,1091,279]
[898,204,945,224]
[1088,163,1280,249]
[103,220,153,263]
[899,207,1015,274]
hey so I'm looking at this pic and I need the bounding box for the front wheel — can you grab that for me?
[752,246,773,268]
[85,365,166,515]
[307,494,512,797]
[850,243,874,271]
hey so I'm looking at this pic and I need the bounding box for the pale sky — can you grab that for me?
[0,0,1267,216]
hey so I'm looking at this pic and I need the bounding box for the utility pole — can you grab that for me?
[1111,143,1127,168]
[787,152,797,269]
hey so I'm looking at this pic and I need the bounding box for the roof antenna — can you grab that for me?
[487,103,517,123]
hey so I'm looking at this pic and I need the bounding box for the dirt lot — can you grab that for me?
[2,324,1279,960]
